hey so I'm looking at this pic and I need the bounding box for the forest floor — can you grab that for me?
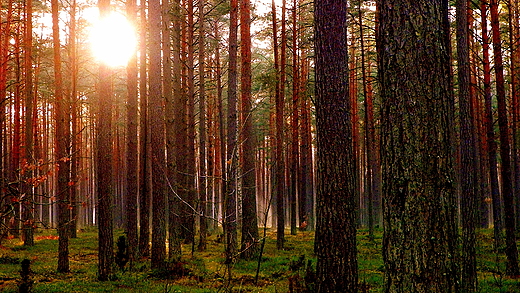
[0,227,519,292]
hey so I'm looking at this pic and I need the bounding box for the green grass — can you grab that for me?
[0,228,519,292]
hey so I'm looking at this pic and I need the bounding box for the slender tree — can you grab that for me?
[481,0,502,248]
[126,0,139,263]
[138,0,151,258]
[197,0,208,251]
[185,0,196,245]
[273,0,285,250]
[22,0,35,246]
[289,0,298,236]
[457,0,477,290]
[378,1,459,291]
[490,0,520,276]
[314,0,358,290]
[52,0,70,272]
[240,0,259,258]
[225,0,239,268]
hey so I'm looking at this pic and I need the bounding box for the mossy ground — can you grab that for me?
[0,228,518,292]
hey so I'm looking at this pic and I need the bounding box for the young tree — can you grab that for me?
[314,0,358,290]
[378,1,459,291]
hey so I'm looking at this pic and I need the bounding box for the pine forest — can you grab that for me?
[1,0,520,292]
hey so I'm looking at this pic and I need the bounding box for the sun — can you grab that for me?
[89,12,137,67]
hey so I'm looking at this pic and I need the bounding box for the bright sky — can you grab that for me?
[88,11,137,67]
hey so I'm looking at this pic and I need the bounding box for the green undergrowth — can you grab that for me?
[0,228,518,292]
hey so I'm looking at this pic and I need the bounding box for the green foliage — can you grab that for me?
[0,228,518,292]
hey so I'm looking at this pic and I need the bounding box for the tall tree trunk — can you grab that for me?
[10,29,21,238]
[184,0,196,245]
[378,1,459,291]
[138,0,151,258]
[150,0,167,269]
[197,0,208,252]
[508,0,520,232]
[97,0,114,281]
[22,0,35,246]
[69,0,79,239]
[214,17,225,232]
[225,0,239,268]
[126,0,139,264]
[457,0,477,290]
[52,0,70,272]
[299,51,314,230]
[168,0,183,259]
[273,0,285,250]
[359,0,375,238]
[481,1,502,248]
[490,0,520,276]
[240,0,259,258]
[314,0,358,290]
[289,0,299,236]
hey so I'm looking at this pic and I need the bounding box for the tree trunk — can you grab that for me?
[69,0,79,239]
[138,0,151,258]
[184,0,196,245]
[457,0,477,290]
[481,1,502,248]
[22,0,35,246]
[490,0,520,276]
[52,0,70,272]
[168,0,183,259]
[378,1,459,291]
[240,0,259,259]
[359,0,375,238]
[150,0,167,269]
[298,50,314,230]
[126,0,139,264]
[314,0,358,291]
[273,0,285,250]
[197,0,208,252]
[97,0,114,282]
[289,0,299,236]
[225,0,239,268]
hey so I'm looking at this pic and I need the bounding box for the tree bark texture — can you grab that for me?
[240,0,259,259]
[490,0,520,276]
[457,0,477,290]
[52,0,70,272]
[378,1,459,292]
[314,0,358,291]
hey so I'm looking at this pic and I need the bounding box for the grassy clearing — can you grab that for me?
[0,228,518,292]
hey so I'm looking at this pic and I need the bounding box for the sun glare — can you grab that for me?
[89,12,137,67]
